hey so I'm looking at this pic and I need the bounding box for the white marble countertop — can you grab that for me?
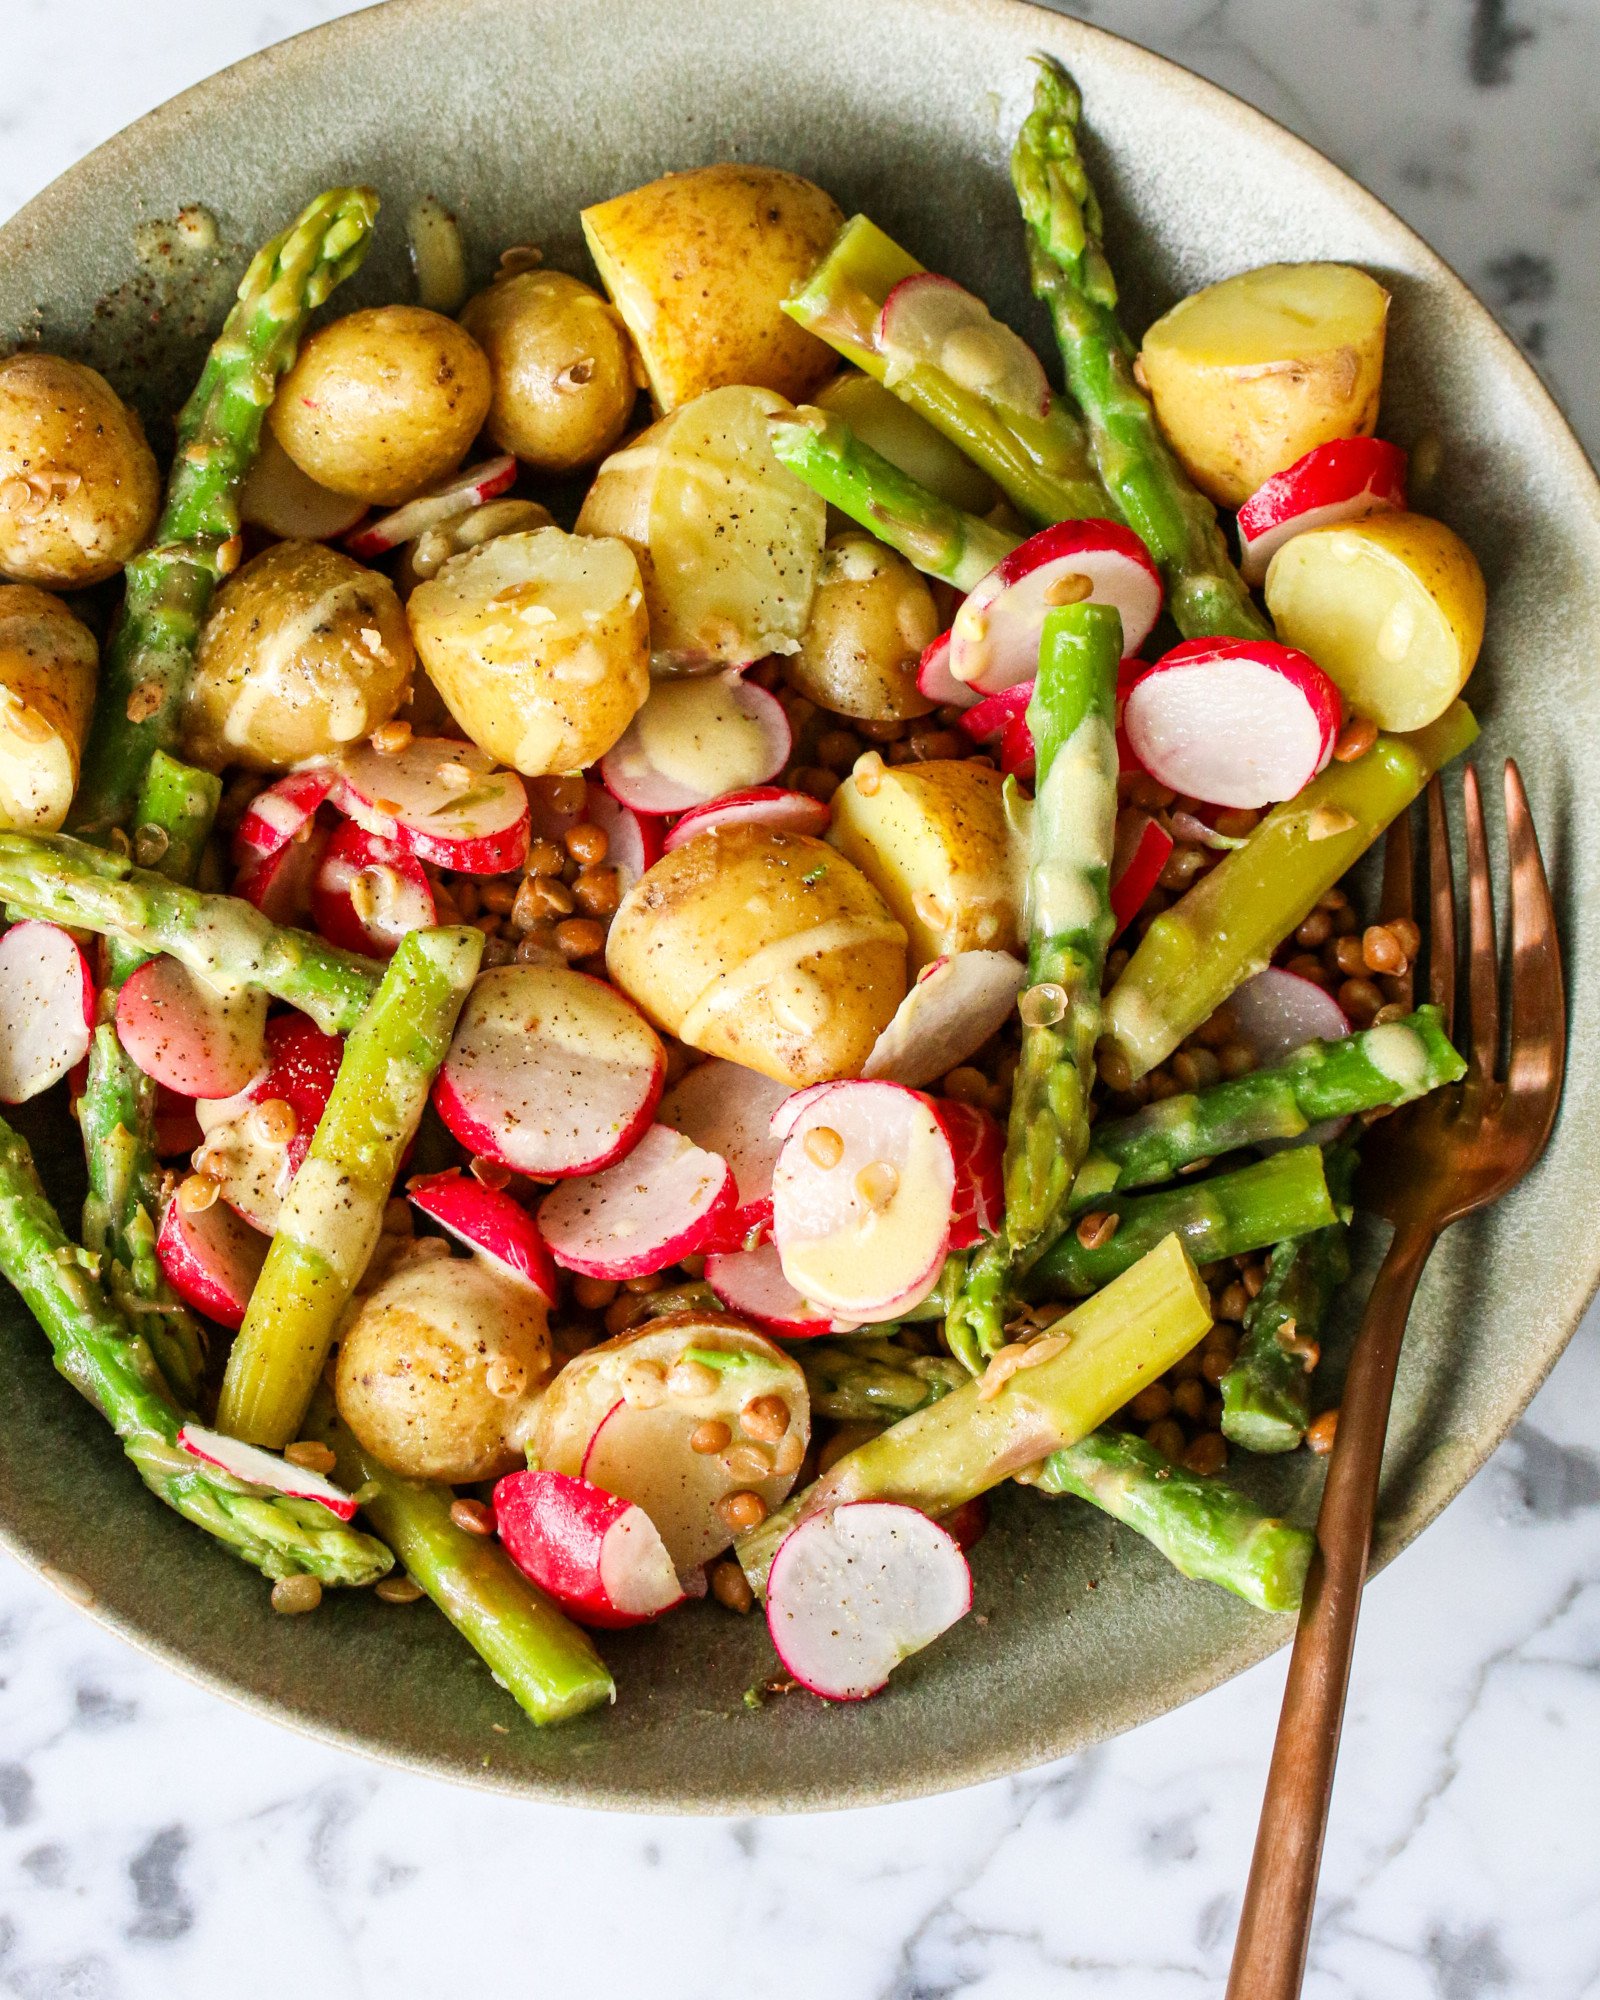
[2,3,1598,1995]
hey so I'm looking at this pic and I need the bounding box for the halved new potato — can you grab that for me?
[408,526,650,775]
[787,532,938,722]
[1138,263,1390,505]
[0,584,97,830]
[576,385,825,671]
[1264,512,1486,732]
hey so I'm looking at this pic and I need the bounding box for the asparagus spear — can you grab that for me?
[0,829,382,1035]
[946,601,1122,1370]
[1221,1148,1357,1453]
[1022,1432,1312,1612]
[69,186,380,839]
[1102,703,1479,1082]
[218,926,482,1448]
[0,1114,390,1584]
[1024,1147,1340,1300]
[739,1232,1211,1593]
[785,212,1108,525]
[320,1406,614,1727]
[1070,1006,1464,1210]
[1011,60,1270,643]
[799,1340,967,1422]
[769,409,1017,592]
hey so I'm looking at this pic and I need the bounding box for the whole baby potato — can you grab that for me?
[0,583,98,830]
[787,532,938,721]
[335,1255,552,1483]
[459,270,639,473]
[408,526,649,774]
[581,164,844,412]
[184,539,414,771]
[269,306,493,504]
[605,821,908,1087]
[0,353,160,588]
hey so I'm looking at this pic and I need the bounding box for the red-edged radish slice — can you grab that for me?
[583,784,662,895]
[935,1098,1004,1251]
[331,737,530,874]
[1237,436,1408,587]
[538,1124,735,1281]
[405,1168,558,1302]
[916,630,981,711]
[998,710,1036,781]
[704,1240,847,1338]
[156,1193,269,1330]
[948,521,1162,695]
[766,1501,971,1700]
[862,951,1025,1088]
[1122,639,1341,810]
[154,1086,203,1159]
[1228,967,1351,1065]
[344,455,518,559]
[311,819,436,957]
[239,430,367,542]
[1109,811,1175,939]
[176,1423,357,1519]
[956,680,1030,749]
[492,1470,685,1628]
[771,1082,956,1320]
[233,819,330,926]
[659,1058,792,1246]
[192,1013,344,1231]
[0,921,95,1102]
[232,768,335,865]
[663,786,830,853]
[876,274,1051,422]
[116,959,268,1098]
[434,964,664,1179]
[769,1079,847,1146]
[599,673,790,815]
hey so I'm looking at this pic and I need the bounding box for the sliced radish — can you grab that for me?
[344,455,518,559]
[916,630,981,712]
[492,1470,684,1628]
[948,521,1162,695]
[1110,811,1175,939]
[769,1079,848,1146]
[935,1098,1004,1251]
[156,1193,269,1330]
[0,921,95,1103]
[771,1082,956,1320]
[876,273,1050,422]
[192,1014,343,1231]
[233,819,330,926]
[434,964,664,1179]
[1237,436,1408,587]
[583,784,662,895]
[663,786,830,853]
[957,680,1031,750]
[1227,967,1351,1064]
[997,709,1036,781]
[538,1123,735,1281]
[405,1169,558,1303]
[232,768,336,865]
[331,737,530,875]
[239,429,368,542]
[862,951,1024,1088]
[311,819,436,957]
[116,958,268,1098]
[704,1239,847,1338]
[1122,638,1342,810]
[765,1501,971,1699]
[176,1423,357,1520]
[154,1086,203,1159]
[659,1058,792,1247]
[599,673,790,815]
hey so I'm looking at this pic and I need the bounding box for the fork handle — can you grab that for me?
[1226,1218,1436,2000]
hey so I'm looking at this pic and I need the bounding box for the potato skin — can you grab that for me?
[788,533,938,720]
[335,1255,552,1483]
[184,539,414,771]
[581,165,843,412]
[408,526,649,774]
[460,270,639,473]
[0,354,160,588]
[0,583,97,830]
[269,306,493,504]
[605,822,908,1087]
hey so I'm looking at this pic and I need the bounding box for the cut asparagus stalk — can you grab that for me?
[785,213,1107,525]
[1010,60,1270,642]
[0,1115,390,1584]
[217,926,482,1448]
[798,1340,968,1422]
[1101,703,1478,1082]
[1025,1147,1340,1301]
[738,1232,1211,1593]
[1070,1006,1464,1210]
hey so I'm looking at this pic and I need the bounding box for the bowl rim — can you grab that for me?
[2,0,1597,1813]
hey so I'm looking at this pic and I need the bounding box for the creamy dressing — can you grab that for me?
[1363,1020,1429,1091]
[633,679,772,795]
[678,915,904,1048]
[1027,713,1117,940]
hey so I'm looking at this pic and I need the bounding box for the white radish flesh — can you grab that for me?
[116,958,268,1099]
[156,1193,269,1330]
[765,1502,971,1699]
[663,786,830,852]
[311,819,436,957]
[192,1014,342,1232]
[239,429,368,542]
[332,736,530,874]
[232,768,335,862]
[658,1057,792,1244]
[861,951,1024,1087]
[916,630,980,711]
[538,1124,735,1281]
[177,1423,357,1519]
[876,274,1050,421]
[405,1169,558,1303]
[599,673,790,815]
[344,455,517,559]
[1237,436,1408,587]
[491,1470,684,1628]
[0,921,94,1102]
[703,1240,845,1338]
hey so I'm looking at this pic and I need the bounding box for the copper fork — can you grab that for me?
[1227,759,1566,2000]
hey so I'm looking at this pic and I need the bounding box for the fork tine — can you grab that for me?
[1378,805,1415,1010]
[1503,759,1566,1120]
[1461,763,1499,1079]
[1425,776,1456,1038]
